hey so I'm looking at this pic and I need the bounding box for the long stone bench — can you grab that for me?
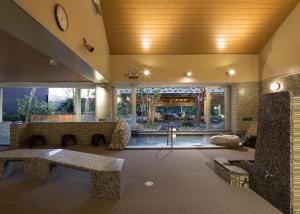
[0,149,124,199]
[214,157,249,188]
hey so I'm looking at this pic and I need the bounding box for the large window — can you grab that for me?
[210,88,225,130]
[81,88,96,121]
[117,89,132,126]
[135,87,207,132]
[116,86,228,132]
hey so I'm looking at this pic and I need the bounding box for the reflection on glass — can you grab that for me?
[210,88,225,130]
[117,89,132,127]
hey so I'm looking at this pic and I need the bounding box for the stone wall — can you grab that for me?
[262,72,300,96]
[231,82,259,134]
[10,122,116,148]
[109,119,131,150]
[31,114,76,122]
[241,92,292,214]
[31,114,96,122]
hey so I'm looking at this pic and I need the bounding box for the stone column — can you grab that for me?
[111,87,118,122]
[205,87,211,130]
[224,86,230,131]
[131,87,137,129]
[0,88,3,123]
[74,88,81,122]
[95,85,112,121]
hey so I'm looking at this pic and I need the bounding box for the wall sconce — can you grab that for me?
[186,70,192,77]
[83,37,95,53]
[49,59,58,66]
[270,82,281,91]
[226,68,236,76]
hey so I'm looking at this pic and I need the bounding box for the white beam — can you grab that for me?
[0,82,96,89]
[111,87,118,122]
[0,0,108,83]
[74,88,81,122]
[95,85,112,121]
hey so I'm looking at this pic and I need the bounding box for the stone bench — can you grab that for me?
[214,157,249,188]
[0,149,124,199]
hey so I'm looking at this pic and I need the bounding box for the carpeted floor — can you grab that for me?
[0,146,281,214]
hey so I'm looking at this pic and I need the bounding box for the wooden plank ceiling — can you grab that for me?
[102,0,300,54]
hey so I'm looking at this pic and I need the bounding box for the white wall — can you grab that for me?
[111,54,259,83]
[13,0,110,81]
[260,2,300,80]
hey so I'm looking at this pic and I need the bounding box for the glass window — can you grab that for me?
[81,88,96,121]
[117,89,132,126]
[210,88,225,130]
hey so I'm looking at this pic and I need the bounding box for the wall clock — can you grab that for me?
[55,4,68,32]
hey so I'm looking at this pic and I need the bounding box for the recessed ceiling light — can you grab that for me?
[49,59,58,66]
[186,71,192,77]
[143,69,150,76]
[142,35,151,51]
[216,36,227,50]
[270,82,281,91]
[227,68,236,76]
[145,181,154,187]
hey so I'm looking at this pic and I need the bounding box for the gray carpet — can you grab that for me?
[0,146,281,214]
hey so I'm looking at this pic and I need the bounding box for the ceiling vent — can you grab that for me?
[91,0,102,15]
[126,67,139,79]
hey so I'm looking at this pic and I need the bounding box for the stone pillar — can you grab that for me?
[74,88,81,122]
[224,86,230,131]
[111,87,118,122]
[0,88,3,123]
[95,85,112,121]
[205,87,211,130]
[131,87,137,129]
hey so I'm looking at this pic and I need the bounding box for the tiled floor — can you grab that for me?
[0,145,281,214]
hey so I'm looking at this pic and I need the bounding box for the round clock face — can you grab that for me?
[55,4,68,31]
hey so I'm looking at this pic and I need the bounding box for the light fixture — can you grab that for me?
[227,68,236,76]
[143,69,150,76]
[186,71,192,77]
[126,96,130,101]
[142,35,151,51]
[270,82,281,91]
[49,59,58,66]
[83,37,95,53]
[216,36,227,50]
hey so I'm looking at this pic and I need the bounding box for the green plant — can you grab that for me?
[56,98,74,113]
[136,88,161,125]
[3,112,21,122]
[117,95,131,117]
[16,96,55,121]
